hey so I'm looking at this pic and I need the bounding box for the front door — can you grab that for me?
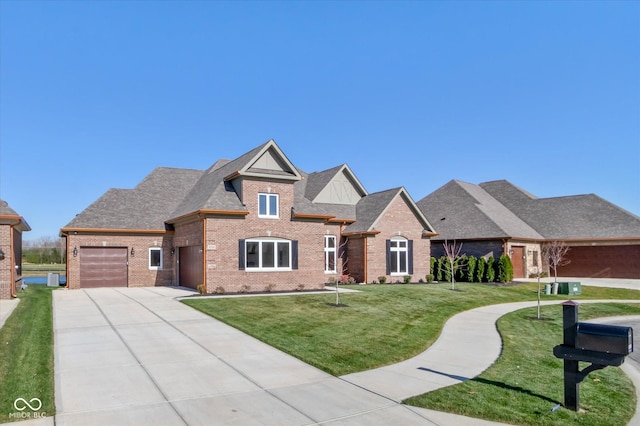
[511,246,525,279]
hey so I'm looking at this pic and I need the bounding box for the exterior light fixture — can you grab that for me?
[73,247,78,257]
[131,247,135,256]
[170,247,175,256]
[0,248,5,260]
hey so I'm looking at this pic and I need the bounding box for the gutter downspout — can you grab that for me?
[363,236,368,284]
[9,223,16,298]
[202,218,207,292]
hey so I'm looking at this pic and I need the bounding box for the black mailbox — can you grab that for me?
[576,322,633,355]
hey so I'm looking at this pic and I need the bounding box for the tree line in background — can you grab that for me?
[22,237,66,264]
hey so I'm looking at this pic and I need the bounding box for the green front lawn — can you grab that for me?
[182,282,640,376]
[405,302,640,426]
[0,286,55,423]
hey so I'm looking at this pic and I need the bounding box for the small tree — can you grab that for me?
[467,255,477,283]
[476,257,486,283]
[498,254,514,283]
[443,240,464,290]
[543,241,570,282]
[486,256,496,283]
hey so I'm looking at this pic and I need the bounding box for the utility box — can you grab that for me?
[558,282,582,295]
[576,322,633,355]
[47,273,59,287]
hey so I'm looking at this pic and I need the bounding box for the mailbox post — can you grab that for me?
[553,301,633,411]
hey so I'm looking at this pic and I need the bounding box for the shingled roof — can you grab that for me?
[417,180,542,241]
[0,199,31,231]
[418,179,640,242]
[480,180,640,239]
[63,140,434,234]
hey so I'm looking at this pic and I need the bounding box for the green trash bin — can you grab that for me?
[544,284,551,295]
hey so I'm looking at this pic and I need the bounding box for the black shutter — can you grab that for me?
[386,239,391,275]
[408,240,414,275]
[292,240,298,269]
[238,239,245,270]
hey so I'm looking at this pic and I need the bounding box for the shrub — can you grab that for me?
[455,255,467,282]
[440,256,452,282]
[378,275,387,284]
[425,274,434,283]
[436,256,446,282]
[486,256,496,282]
[238,284,251,293]
[467,256,477,282]
[296,284,305,291]
[498,254,514,283]
[264,283,276,292]
[215,286,225,294]
[430,256,437,275]
[476,257,486,282]
[197,284,207,295]
[403,275,412,284]
[326,276,336,285]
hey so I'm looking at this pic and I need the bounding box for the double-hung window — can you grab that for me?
[149,247,162,270]
[258,193,279,218]
[386,238,413,275]
[324,235,337,273]
[242,238,294,271]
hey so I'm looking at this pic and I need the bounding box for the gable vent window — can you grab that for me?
[258,193,279,218]
[149,247,163,270]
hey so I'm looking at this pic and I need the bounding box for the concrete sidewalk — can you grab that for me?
[0,298,19,330]
[53,287,504,425]
[23,282,639,425]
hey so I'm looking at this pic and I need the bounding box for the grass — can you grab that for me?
[182,282,640,376]
[0,286,55,423]
[404,302,640,426]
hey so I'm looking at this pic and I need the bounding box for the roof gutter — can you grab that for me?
[60,227,172,236]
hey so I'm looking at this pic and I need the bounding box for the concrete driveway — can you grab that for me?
[53,287,498,425]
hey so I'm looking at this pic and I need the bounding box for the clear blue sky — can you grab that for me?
[1,0,639,241]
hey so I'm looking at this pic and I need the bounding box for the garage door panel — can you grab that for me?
[179,246,203,289]
[558,245,640,279]
[80,247,128,288]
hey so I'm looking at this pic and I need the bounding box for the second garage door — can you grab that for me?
[80,247,128,288]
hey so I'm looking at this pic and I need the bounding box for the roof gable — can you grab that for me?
[226,139,302,182]
[417,180,542,240]
[308,164,367,205]
[346,187,435,234]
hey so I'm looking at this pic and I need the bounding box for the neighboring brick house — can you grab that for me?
[61,140,436,292]
[0,199,31,299]
[418,179,640,279]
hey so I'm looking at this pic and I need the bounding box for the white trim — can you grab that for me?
[324,235,337,273]
[149,247,163,270]
[258,193,279,218]
[245,238,291,271]
[389,237,408,275]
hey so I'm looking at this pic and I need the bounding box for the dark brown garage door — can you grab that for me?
[558,245,640,279]
[80,247,128,288]
[179,246,203,289]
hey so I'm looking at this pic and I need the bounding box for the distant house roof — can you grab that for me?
[418,179,640,242]
[0,199,31,232]
[417,180,542,241]
[480,180,640,240]
[62,140,433,235]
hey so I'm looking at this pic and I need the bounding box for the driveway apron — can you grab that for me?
[52,287,448,425]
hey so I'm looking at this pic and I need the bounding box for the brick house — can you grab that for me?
[0,199,31,299]
[61,140,436,292]
[418,179,640,279]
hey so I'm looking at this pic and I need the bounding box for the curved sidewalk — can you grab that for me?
[341,299,640,403]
